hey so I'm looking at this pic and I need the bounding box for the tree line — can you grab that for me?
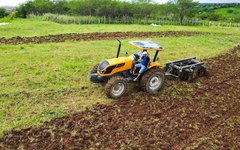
[1,0,240,23]
[15,0,199,24]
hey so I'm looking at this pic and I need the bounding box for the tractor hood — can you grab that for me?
[107,57,132,66]
[98,57,132,76]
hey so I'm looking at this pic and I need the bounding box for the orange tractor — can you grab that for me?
[90,40,205,99]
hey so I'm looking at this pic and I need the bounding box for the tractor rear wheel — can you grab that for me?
[91,64,99,74]
[140,68,164,93]
[105,76,127,99]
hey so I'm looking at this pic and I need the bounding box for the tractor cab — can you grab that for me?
[129,40,163,63]
[129,40,164,69]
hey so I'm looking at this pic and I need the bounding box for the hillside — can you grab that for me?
[215,7,240,16]
[214,7,240,22]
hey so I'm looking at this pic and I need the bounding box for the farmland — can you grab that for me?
[0,18,240,149]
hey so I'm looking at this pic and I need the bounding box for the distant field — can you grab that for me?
[1,18,240,38]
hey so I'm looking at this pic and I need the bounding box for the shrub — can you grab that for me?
[197,13,209,20]
[0,8,9,18]
[227,9,234,13]
[233,15,240,23]
[208,13,222,21]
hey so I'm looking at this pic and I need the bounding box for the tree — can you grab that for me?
[133,1,153,24]
[53,0,70,14]
[0,8,9,18]
[162,1,176,17]
[16,3,31,18]
[16,0,54,17]
[208,13,222,21]
[32,0,54,15]
[173,0,199,24]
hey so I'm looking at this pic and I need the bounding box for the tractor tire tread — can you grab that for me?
[140,67,164,93]
[105,76,127,99]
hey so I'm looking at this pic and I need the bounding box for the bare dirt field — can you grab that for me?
[0,31,209,45]
[0,45,239,149]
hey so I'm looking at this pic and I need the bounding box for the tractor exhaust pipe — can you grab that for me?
[116,39,121,58]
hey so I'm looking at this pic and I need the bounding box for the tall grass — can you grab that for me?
[41,13,142,25]
[39,13,240,28]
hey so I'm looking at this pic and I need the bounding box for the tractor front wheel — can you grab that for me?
[140,68,165,93]
[105,76,127,99]
[91,64,99,74]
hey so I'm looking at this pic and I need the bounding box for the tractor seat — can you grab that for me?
[147,61,151,68]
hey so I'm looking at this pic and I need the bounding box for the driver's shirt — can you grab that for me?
[140,56,150,67]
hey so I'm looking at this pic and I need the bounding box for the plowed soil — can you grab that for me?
[0,46,239,150]
[0,31,208,45]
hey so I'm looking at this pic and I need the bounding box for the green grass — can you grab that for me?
[1,18,240,38]
[0,14,15,23]
[215,7,240,18]
[214,7,240,22]
[0,33,239,136]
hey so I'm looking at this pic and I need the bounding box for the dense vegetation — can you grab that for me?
[197,3,240,22]
[1,0,240,23]
[15,0,199,24]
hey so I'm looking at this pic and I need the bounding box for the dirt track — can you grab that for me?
[0,46,239,149]
[0,31,208,45]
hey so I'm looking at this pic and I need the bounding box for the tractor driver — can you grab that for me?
[133,51,150,81]
[130,49,149,73]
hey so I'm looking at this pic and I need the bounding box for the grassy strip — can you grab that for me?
[1,18,240,38]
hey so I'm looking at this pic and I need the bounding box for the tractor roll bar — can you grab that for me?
[116,39,121,58]
[153,50,159,62]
